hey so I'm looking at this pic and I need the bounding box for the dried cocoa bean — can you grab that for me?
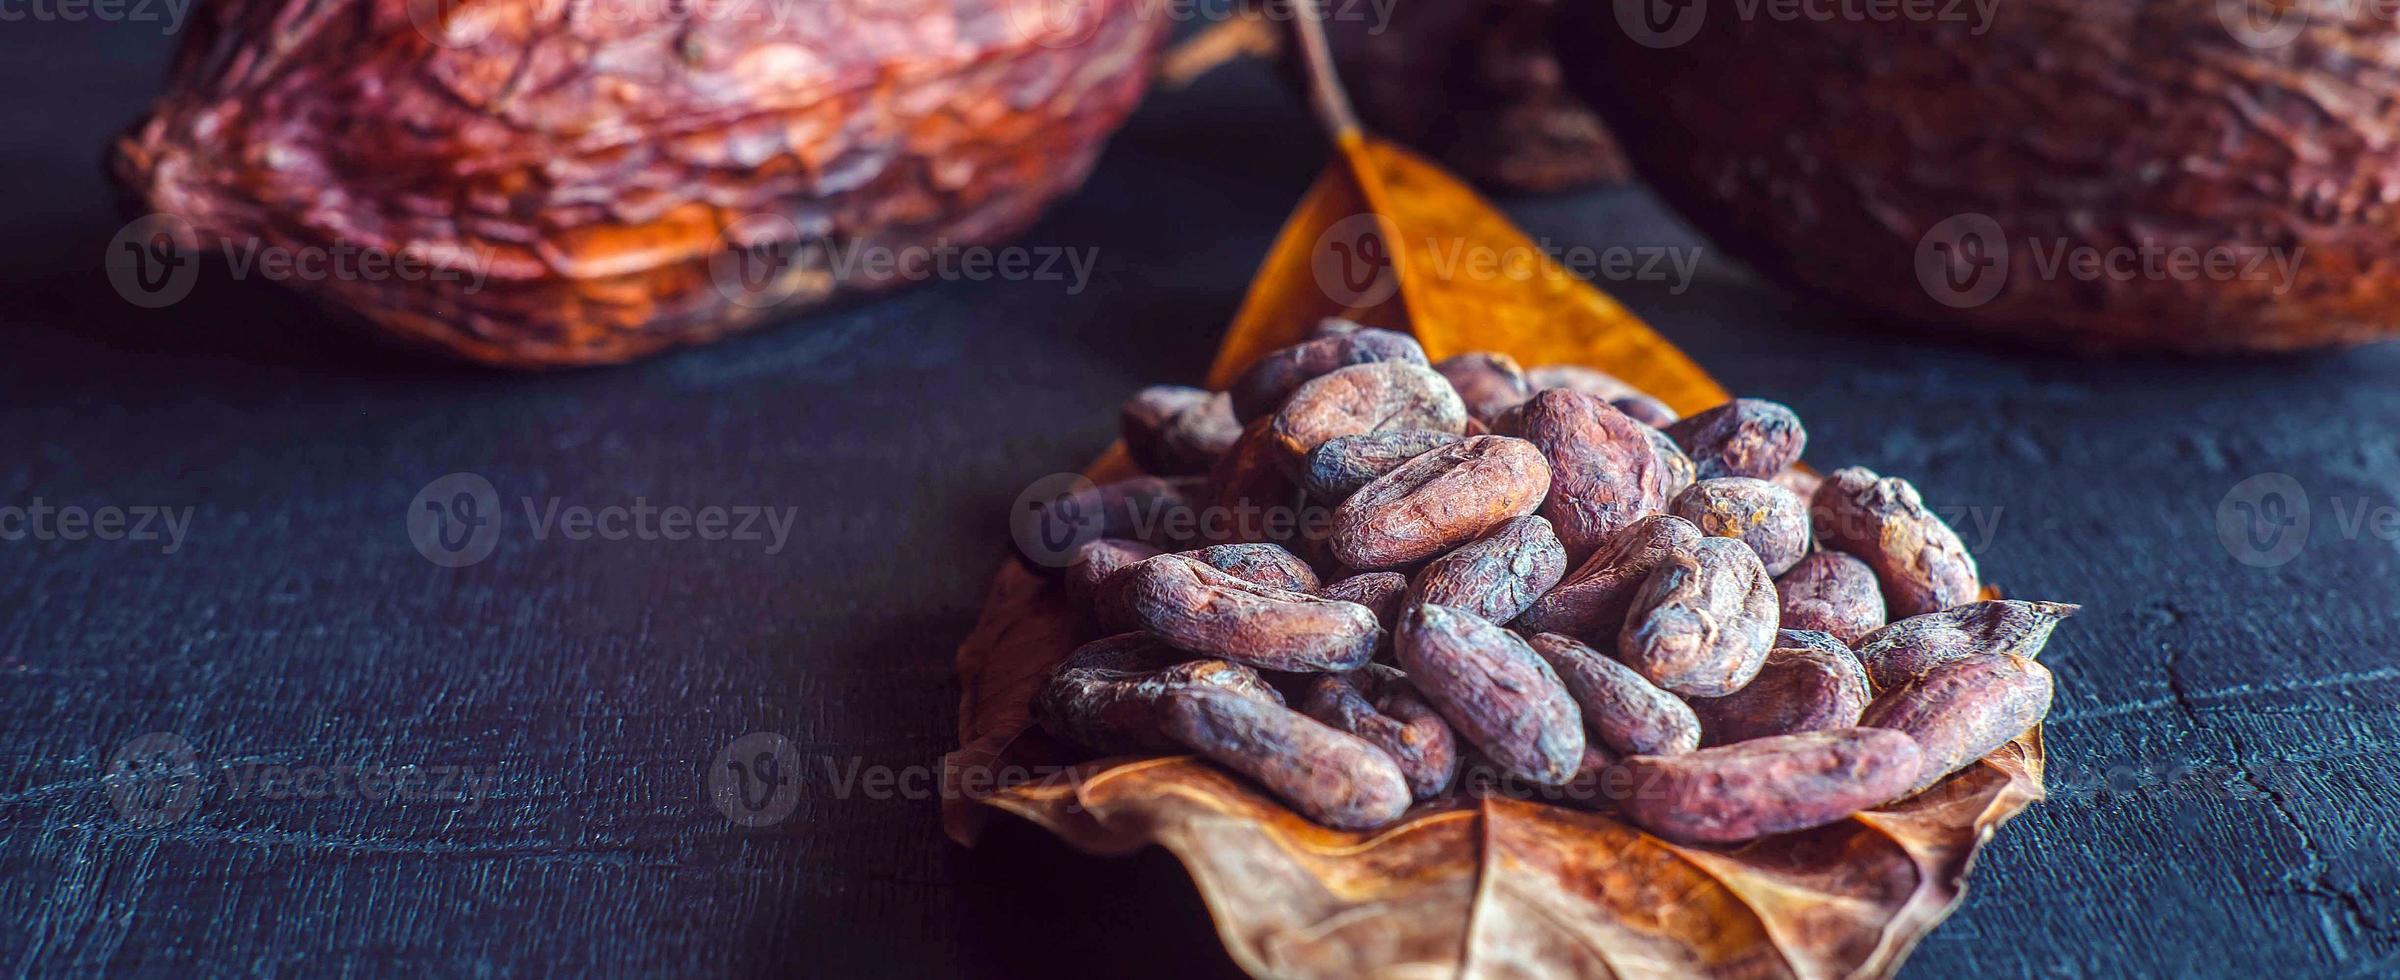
[1331,436,1552,570]
[1619,536,1779,697]
[1302,665,1460,799]
[1030,475,1202,558]
[1434,352,1535,424]
[1121,386,1241,476]
[1775,551,1888,645]
[1229,328,1430,423]
[1860,653,2053,794]
[1686,643,1871,747]
[1513,514,1701,641]
[1303,429,1462,504]
[1270,361,1469,466]
[1664,398,1807,481]
[1778,628,1854,657]
[1066,538,1163,626]
[1526,632,1700,757]
[1612,394,1679,428]
[1853,600,2079,692]
[1526,363,1642,401]
[1645,426,1697,501]
[1183,543,1320,593]
[1205,416,1319,547]
[1810,467,1981,617]
[1773,467,1823,502]
[1118,555,1382,671]
[1405,515,1568,626]
[1037,633,1286,754]
[1161,687,1414,830]
[1667,477,1811,576]
[1613,728,1923,843]
[1395,604,1585,786]
[1519,389,1677,564]
[1316,572,1410,629]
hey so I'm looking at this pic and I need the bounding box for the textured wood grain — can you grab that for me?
[5,21,2400,980]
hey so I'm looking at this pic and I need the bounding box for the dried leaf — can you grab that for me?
[945,133,2044,978]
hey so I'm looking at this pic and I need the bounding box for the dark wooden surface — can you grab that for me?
[6,19,2399,980]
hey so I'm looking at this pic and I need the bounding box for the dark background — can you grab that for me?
[6,14,2399,980]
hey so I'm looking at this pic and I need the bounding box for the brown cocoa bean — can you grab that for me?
[1686,644,1871,747]
[1121,385,1241,476]
[1775,551,1889,645]
[1331,436,1552,570]
[1229,328,1431,423]
[1161,687,1414,830]
[1668,477,1811,576]
[1434,351,1535,424]
[1028,475,1203,561]
[1663,398,1807,481]
[1526,363,1642,401]
[1810,466,1981,617]
[1405,515,1569,626]
[1302,429,1462,504]
[1778,628,1854,657]
[1860,653,2054,794]
[1526,633,1701,757]
[1619,536,1779,697]
[1270,361,1469,466]
[1853,600,2079,692]
[1302,665,1460,799]
[1396,604,1585,786]
[1773,466,1823,503]
[1037,633,1287,754]
[1644,426,1697,501]
[1119,555,1382,671]
[1066,538,1163,625]
[1316,572,1410,629]
[1205,416,1318,547]
[1519,389,1678,564]
[1612,394,1680,427]
[1513,514,1701,641]
[1613,727,1923,843]
[1183,543,1320,593]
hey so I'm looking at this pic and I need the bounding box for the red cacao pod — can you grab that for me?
[113,0,1161,366]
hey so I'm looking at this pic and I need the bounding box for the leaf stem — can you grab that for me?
[1287,0,1361,141]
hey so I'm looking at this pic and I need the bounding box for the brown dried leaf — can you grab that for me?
[945,128,2044,978]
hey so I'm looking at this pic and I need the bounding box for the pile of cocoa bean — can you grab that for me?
[1027,320,2074,842]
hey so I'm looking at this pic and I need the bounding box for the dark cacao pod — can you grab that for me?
[113,0,1161,366]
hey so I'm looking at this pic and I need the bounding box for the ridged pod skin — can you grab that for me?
[1558,1,2400,351]
[114,0,1161,366]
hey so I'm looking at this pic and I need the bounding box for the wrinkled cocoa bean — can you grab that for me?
[1778,628,1855,657]
[1184,543,1320,593]
[1527,632,1700,757]
[1303,429,1462,504]
[1645,426,1697,500]
[1613,727,1923,843]
[1316,572,1410,629]
[1854,600,2079,692]
[1434,352,1535,424]
[1664,398,1807,481]
[1514,514,1702,641]
[1775,551,1888,645]
[1027,475,1203,557]
[1121,386,1242,476]
[1270,361,1470,466]
[1037,633,1286,754]
[1405,515,1568,626]
[1331,436,1552,570]
[1619,536,1779,697]
[1205,416,1320,547]
[1612,394,1679,427]
[1230,328,1432,423]
[1303,665,1460,799]
[1773,467,1823,503]
[1162,687,1414,830]
[1066,538,1163,628]
[1118,555,1382,671]
[1668,477,1811,576]
[1519,389,1678,564]
[1396,604,1585,786]
[1686,643,1871,747]
[1526,363,1642,401]
[1860,653,2053,794]
[1811,466,1981,617]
